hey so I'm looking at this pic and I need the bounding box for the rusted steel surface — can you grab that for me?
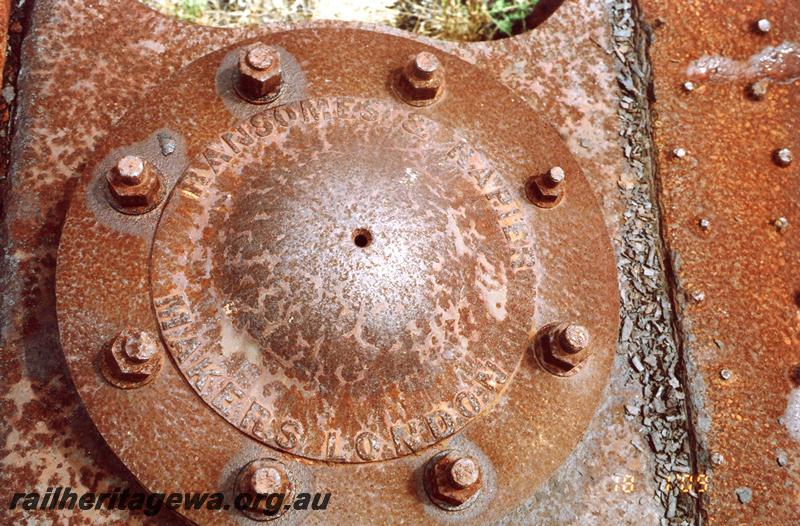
[639,0,800,524]
[0,0,8,75]
[56,26,618,523]
[0,0,660,524]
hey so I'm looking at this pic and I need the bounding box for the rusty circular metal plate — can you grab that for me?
[151,99,534,462]
[56,25,619,524]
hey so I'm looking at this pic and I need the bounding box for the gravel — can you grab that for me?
[608,1,699,522]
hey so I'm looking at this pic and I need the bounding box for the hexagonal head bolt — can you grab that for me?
[101,328,163,388]
[394,52,445,106]
[106,155,163,214]
[235,459,294,520]
[533,322,592,376]
[524,166,566,209]
[236,44,283,103]
[425,451,482,509]
[773,148,793,167]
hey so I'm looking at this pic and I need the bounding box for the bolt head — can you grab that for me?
[425,452,482,508]
[115,155,145,185]
[699,218,711,230]
[103,328,163,387]
[122,330,159,363]
[774,216,790,232]
[682,81,695,92]
[525,167,566,209]
[774,148,793,167]
[547,166,566,185]
[756,18,771,34]
[246,46,276,71]
[413,51,440,79]
[248,466,284,495]
[673,147,687,159]
[536,322,592,375]
[235,459,293,518]
[237,44,282,102]
[720,368,733,380]
[395,52,445,106]
[106,156,162,212]
[449,457,480,489]
[560,324,590,353]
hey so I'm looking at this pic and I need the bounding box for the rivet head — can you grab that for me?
[699,218,711,230]
[720,368,733,380]
[425,451,483,509]
[774,148,793,167]
[748,80,768,100]
[756,18,772,34]
[673,147,687,159]
[774,216,790,232]
[682,81,695,92]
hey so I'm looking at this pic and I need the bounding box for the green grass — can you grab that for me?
[487,0,539,37]
[142,0,542,41]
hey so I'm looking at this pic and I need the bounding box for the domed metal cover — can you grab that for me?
[56,26,618,524]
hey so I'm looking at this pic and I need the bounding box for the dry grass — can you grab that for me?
[141,0,540,41]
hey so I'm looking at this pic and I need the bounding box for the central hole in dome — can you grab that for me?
[352,228,373,248]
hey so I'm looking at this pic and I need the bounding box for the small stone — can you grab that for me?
[2,86,15,104]
[631,355,645,373]
[756,18,771,34]
[711,452,724,465]
[673,147,687,159]
[776,450,789,467]
[157,132,177,156]
[774,217,790,232]
[720,368,733,380]
[682,81,695,92]
[735,487,753,505]
[699,218,711,230]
